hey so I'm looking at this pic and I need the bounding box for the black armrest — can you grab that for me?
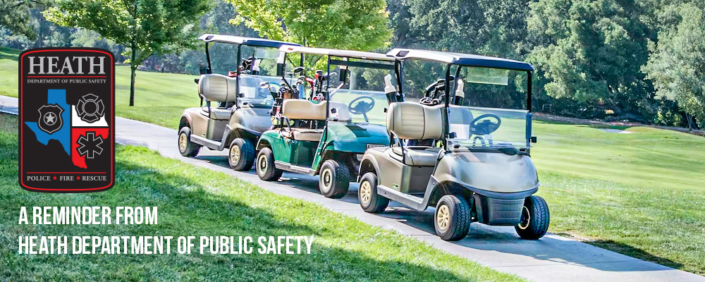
[389,130,406,164]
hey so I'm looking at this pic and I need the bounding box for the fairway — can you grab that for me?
[2,47,705,275]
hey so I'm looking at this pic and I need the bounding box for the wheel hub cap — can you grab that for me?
[258,155,267,176]
[437,205,450,232]
[230,145,241,165]
[179,133,187,152]
[360,181,372,204]
[320,169,332,193]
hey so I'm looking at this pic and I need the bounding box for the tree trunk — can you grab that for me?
[129,40,137,107]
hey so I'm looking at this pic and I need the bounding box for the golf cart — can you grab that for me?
[356,49,549,241]
[255,46,397,198]
[177,34,300,171]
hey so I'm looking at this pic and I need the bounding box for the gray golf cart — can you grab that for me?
[177,34,300,171]
[357,49,549,241]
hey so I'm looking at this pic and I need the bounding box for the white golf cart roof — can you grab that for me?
[387,48,534,71]
[279,46,394,61]
[198,34,301,48]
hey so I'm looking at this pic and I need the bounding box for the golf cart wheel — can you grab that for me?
[434,195,471,241]
[318,159,350,198]
[358,172,388,213]
[228,138,255,171]
[178,127,201,157]
[256,147,282,181]
[515,195,550,240]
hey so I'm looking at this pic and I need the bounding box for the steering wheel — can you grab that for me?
[348,96,376,123]
[470,114,502,136]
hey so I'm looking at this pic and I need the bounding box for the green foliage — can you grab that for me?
[389,0,531,108]
[227,0,391,51]
[644,3,705,122]
[526,0,653,117]
[45,0,210,64]
[45,0,211,105]
[0,0,50,40]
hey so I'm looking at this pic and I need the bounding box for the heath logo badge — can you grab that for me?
[19,48,115,192]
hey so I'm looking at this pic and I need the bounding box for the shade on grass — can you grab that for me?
[0,114,523,281]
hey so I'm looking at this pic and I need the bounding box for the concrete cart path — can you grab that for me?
[2,95,703,282]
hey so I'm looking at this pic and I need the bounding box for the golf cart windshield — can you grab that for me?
[449,67,530,150]
[236,46,289,108]
[328,62,395,125]
[448,106,530,150]
[207,44,292,108]
[400,60,531,150]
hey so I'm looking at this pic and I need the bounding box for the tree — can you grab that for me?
[644,3,705,127]
[45,0,211,106]
[0,0,49,39]
[386,0,531,107]
[226,0,391,51]
[526,0,654,120]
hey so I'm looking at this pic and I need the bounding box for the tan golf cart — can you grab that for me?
[357,49,549,241]
[178,34,300,171]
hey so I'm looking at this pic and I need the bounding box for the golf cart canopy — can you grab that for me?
[198,34,301,48]
[387,48,534,71]
[280,46,394,61]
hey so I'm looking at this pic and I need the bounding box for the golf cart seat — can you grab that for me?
[386,102,445,166]
[279,100,350,142]
[281,100,351,121]
[198,74,237,102]
[279,128,323,142]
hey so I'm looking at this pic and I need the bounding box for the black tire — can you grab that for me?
[228,138,255,171]
[434,195,471,241]
[515,195,550,240]
[358,172,389,213]
[178,127,200,157]
[256,147,282,181]
[318,159,350,198]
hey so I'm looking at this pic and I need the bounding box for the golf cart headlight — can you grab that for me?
[356,154,364,162]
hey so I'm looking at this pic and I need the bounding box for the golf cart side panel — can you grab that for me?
[228,107,272,139]
[434,151,539,194]
[257,131,289,161]
[325,122,390,153]
[361,148,432,193]
[182,108,209,138]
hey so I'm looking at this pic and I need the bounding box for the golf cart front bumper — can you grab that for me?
[470,185,538,226]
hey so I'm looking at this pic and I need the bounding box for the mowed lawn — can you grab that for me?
[2,47,705,274]
[0,114,523,281]
[531,123,705,274]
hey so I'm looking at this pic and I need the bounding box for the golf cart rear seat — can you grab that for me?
[199,74,237,120]
[386,102,444,166]
[280,100,351,142]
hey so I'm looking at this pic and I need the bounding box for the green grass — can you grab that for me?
[531,123,705,274]
[0,47,21,98]
[0,114,522,281]
[3,46,705,275]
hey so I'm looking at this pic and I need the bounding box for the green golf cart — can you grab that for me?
[255,46,398,198]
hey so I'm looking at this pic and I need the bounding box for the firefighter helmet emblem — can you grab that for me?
[37,104,64,134]
[76,93,105,123]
